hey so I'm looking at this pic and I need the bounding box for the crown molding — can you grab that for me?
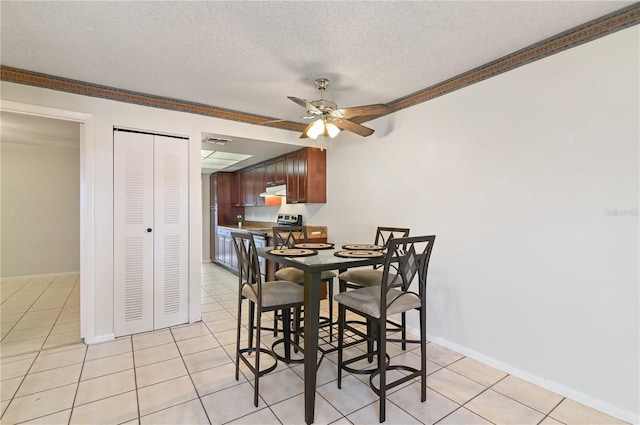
[381,2,640,116]
[2,3,638,131]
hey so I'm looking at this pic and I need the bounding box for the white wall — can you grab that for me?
[0,83,308,341]
[1,138,80,277]
[202,174,211,262]
[309,27,639,420]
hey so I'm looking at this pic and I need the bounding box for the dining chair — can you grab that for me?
[272,226,337,341]
[334,234,436,423]
[231,232,304,407]
[338,227,411,349]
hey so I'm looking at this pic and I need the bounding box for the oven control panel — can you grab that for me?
[277,213,302,226]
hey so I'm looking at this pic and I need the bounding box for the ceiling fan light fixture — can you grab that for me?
[307,119,325,139]
[287,78,388,138]
[325,121,340,138]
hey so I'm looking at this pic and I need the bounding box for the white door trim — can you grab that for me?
[0,100,96,344]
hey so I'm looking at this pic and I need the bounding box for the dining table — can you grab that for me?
[257,244,387,424]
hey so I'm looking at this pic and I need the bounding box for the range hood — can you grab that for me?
[259,184,286,197]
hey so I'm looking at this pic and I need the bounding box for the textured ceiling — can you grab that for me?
[1,1,635,127]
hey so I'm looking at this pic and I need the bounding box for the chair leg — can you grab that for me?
[235,295,243,381]
[367,320,375,363]
[420,307,427,402]
[248,301,255,353]
[254,304,262,407]
[337,303,345,389]
[401,312,407,350]
[293,306,301,352]
[378,319,387,423]
[282,308,292,361]
[328,279,334,342]
[273,310,279,337]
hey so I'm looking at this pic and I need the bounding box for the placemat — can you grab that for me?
[342,244,385,251]
[267,248,317,257]
[334,250,385,258]
[294,242,335,250]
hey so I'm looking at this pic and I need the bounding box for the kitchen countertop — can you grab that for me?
[218,222,328,239]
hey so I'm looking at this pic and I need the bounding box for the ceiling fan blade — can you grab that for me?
[330,118,375,137]
[288,96,322,114]
[333,103,390,119]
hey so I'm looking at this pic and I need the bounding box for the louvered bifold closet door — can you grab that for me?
[114,131,154,336]
[153,135,189,329]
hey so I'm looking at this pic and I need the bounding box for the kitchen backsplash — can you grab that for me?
[244,202,324,224]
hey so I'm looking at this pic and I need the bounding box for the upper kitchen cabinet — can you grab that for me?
[243,167,256,206]
[254,163,266,206]
[275,156,286,186]
[265,156,286,188]
[286,147,326,204]
[231,171,243,206]
[231,147,325,206]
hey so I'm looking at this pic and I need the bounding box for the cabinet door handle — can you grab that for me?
[147,228,152,233]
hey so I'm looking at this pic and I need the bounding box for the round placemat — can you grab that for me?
[294,242,335,250]
[334,250,385,258]
[342,244,385,251]
[267,248,317,257]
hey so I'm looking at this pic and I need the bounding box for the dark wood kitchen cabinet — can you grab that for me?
[230,147,325,206]
[286,147,326,204]
[254,163,265,206]
[243,167,256,206]
[211,172,244,263]
[265,156,286,188]
[265,160,276,187]
[231,171,243,206]
[274,156,286,185]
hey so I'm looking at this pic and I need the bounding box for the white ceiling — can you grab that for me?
[0,1,635,171]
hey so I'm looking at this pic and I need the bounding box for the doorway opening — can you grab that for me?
[0,101,95,346]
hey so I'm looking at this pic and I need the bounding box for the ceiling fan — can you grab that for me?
[287,78,390,139]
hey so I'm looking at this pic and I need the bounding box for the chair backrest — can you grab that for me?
[231,232,262,297]
[373,227,410,270]
[272,226,308,249]
[375,227,411,247]
[380,235,436,314]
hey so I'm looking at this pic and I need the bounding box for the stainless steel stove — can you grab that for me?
[276,213,302,226]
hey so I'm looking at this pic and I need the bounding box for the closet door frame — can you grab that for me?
[113,129,190,336]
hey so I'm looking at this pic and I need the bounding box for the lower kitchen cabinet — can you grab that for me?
[215,227,237,270]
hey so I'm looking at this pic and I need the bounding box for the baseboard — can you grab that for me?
[91,333,115,344]
[423,332,638,424]
[1,271,80,281]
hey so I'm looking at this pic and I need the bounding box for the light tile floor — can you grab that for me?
[0,264,630,424]
[1,274,81,358]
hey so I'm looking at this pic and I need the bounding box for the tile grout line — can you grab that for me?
[1,349,85,424]
[67,342,90,424]
[0,276,54,344]
[126,336,142,424]
[169,325,214,424]
[39,278,81,352]
[536,397,568,425]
